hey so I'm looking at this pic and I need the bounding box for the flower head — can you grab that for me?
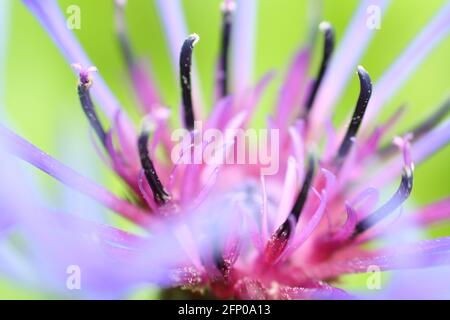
[1,0,449,299]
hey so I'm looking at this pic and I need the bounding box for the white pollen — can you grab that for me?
[319,21,332,32]
[220,0,236,12]
[357,65,367,75]
[189,33,200,46]
[115,0,127,7]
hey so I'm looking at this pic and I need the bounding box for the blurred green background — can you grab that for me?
[1,0,449,298]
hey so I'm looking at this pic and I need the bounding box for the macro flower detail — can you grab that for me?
[0,0,449,299]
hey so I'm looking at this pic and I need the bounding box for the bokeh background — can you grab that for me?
[0,0,449,298]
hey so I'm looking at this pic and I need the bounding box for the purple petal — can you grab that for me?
[22,1,124,121]
[369,118,450,188]
[130,62,161,113]
[312,236,450,279]
[155,0,204,118]
[363,2,450,129]
[0,125,150,225]
[382,266,450,299]
[206,96,234,130]
[288,188,328,256]
[412,118,450,164]
[0,149,150,297]
[231,0,258,93]
[275,48,311,125]
[309,0,390,137]
[412,197,450,226]
[241,71,276,126]
[0,0,10,119]
[371,197,450,239]
[278,283,352,300]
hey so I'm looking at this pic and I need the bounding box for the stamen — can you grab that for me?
[335,66,372,165]
[291,156,316,221]
[304,22,335,114]
[213,249,230,280]
[264,220,292,264]
[138,129,171,206]
[380,98,450,157]
[114,0,134,68]
[264,156,315,263]
[180,34,200,130]
[353,165,413,236]
[218,1,235,97]
[73,64,107,147]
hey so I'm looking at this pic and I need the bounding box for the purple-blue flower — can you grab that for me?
[0,0,449,299]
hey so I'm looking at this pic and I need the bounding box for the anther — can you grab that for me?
[380,98,450,157]
[264,156,315,263]
[304,22,335,114]
[353,165,413,237]
[335,66,372,166]
[114,0,134,68]
[73,64,107,148]
[138,129,171,206]
[290,156,315,222]
[180,34,200,130]
[218,0,235,97]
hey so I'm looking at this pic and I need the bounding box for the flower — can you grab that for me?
[0,0,449,299]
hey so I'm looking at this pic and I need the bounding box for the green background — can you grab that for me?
[1,0,449,298]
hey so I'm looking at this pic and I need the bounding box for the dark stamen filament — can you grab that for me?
[353,166,413,237]
[278,156,315,235]
[213,247,230,279]
[291,156,316,222]
[335,66,372,166]
[180,34,199,130]
[77,77,107,148]
[218,2,234,97]
[264,220,292,264]
[380,98,450,157]
[114,0,134,69]
[264,157,315,263]
[304,22,335,114]
[138,130,171,206]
